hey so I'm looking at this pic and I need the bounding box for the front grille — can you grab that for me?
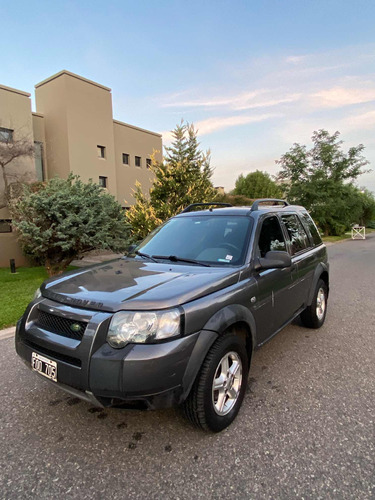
[23,339,82,368]
[36,310,87,341]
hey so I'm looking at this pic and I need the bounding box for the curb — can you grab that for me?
[0,326,16,341]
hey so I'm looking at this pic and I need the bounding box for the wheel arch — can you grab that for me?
[180,304,256,402]
[307,263,329,306]
[202,303,256,357]
[319,270,329,296]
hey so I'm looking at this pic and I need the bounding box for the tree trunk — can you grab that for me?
[0,165,9,210]
[45,257,75,277]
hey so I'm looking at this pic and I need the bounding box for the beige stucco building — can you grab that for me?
[0,70,162,267]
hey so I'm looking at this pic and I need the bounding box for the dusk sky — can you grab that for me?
[2,0,375,192]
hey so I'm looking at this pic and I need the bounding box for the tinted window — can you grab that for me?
[281,214,310,255]
[300,212,322,246]
[136,215,252,266]
[98,176,107,188]
[257,216,286,257]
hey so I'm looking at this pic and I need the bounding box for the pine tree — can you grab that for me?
[126,122,217,240]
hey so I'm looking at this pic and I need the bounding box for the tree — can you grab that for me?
[126,122,217,240]
[276,130,370,235]
[9,174,130,276]
[232,170,283,199]
[216,193,255,206]
[0,130,34,209]
[348,187,375,227]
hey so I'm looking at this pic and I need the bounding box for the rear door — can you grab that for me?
[280,213,315,308]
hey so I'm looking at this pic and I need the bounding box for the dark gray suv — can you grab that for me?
[16,199,329,432]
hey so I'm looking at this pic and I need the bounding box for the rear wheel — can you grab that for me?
[183,332,249,432]
[300,279,328,329]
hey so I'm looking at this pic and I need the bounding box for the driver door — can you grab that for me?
[252,215,296,344]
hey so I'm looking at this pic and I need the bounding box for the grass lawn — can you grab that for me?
[0,266,76,329]
[322,234,352,243]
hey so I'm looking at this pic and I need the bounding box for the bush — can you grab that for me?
[10,174,131,276]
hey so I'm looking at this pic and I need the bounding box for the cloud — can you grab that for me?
[342,109,375,131]
[160,90,262,109]
[285,55,307,64]
[194,113,280,135]
[312,87,375,108]
[234,94,301,111]
[160,90,301,111]
[161,113,279,142]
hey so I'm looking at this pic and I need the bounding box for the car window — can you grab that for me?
[136,215,252,266]
[300,212,322,246]
[257,216,286,258]
[281,214,311,255]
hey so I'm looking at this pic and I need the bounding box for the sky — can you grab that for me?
[1,0,375,193]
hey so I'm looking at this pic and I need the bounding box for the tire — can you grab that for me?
[183,332,249,432]
[300,278,328,329]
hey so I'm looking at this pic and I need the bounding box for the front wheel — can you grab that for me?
[300,279,328,329]
[183,332,249,432]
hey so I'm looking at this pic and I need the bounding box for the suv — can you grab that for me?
[16,199,329,432]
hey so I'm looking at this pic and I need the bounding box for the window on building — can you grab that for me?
[146,158,152,169]
[97,145,106,158]
[0,128,13,143]
[99,176,108,188]
[34,142,45,181]
[0,219,12,233]
[135,156,141,167]
[281,214,310,255]
[122,153,129,165]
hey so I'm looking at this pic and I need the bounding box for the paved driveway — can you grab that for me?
[1,235,374,499]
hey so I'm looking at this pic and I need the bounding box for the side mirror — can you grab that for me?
[254,251,292,271]
[126,244,137,254]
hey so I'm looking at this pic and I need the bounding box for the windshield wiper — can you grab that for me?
[152,255,211,267]
[135,250,158,263]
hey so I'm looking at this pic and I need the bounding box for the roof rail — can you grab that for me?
[250,199,289,211]
[181,202,233,214]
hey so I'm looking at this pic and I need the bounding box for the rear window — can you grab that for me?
[300,212,322,246]
[281,214,311,255]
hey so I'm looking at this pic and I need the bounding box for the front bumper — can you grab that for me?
[15,299,217,409]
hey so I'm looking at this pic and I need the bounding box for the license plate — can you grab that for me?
[31,352,57,382]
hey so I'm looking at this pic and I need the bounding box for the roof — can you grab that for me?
[0,84,31,98]
[177,204,306,218]
[113,119,162,138]
[35,70,111,91]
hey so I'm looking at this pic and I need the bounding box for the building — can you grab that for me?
[0,70,162,267]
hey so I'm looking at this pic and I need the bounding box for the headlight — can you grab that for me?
[34,288,42,300]
[107,309,181,348]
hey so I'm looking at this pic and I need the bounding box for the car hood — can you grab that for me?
[41,258,240,312]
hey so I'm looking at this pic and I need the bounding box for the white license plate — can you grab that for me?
[31,352,57,382]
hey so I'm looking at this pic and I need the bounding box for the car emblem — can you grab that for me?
[70,323,81,333]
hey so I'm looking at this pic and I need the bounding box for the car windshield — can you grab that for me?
[132,215,253,266]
